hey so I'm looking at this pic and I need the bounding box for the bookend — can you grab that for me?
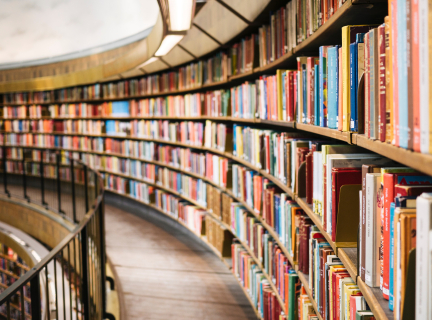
[296,162,307,197]
[222,230,234,258]
[335,184,362,250]
[401,248,416,320]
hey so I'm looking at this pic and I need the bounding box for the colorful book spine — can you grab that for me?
[314,65,320,126]
[419,0,429,153]
[397,0,409,149]
[378,24,387,142]
[328,47,339,129]
[350,42,358,132]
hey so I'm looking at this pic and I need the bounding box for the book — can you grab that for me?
[328,46,339,129]
[416,193,432,319]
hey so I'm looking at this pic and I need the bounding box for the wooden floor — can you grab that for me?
[104,194,257,320]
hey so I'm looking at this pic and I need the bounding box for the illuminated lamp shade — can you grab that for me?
[155,35,184,56]
[168,0,194,31]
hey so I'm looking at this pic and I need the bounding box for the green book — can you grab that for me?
[356,310,375,320]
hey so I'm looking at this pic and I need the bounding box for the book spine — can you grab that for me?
[415,196,431,319]
[328,48,337,129]
[419,0,430,153]
[397,0,409,149]
[350,43,358,132]
[382,173,394,300]
[365,174,375,287]
[338,47,343,131]
[370,29,376,139]
[378,25,387,142]
[411,0,421,151]
[389,202,395,310]
[319,47,324,126]
[392,0,401,146]
[385,17,394,143]
[342,27,350,132]
[315,65,320,126]
[364,33,370,138]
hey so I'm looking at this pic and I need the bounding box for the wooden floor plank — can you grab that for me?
[105,197,257,320]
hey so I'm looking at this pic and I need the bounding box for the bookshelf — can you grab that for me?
[3,0,428,318]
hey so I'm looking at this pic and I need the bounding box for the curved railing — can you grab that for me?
[0,149,107,320]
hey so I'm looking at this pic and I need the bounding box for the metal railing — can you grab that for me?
[0,147,108,320]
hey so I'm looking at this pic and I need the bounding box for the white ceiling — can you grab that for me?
[0,0,159,66]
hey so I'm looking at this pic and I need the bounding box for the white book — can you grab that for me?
[416,193,432,320]
[313,151,319,213]
[280,193,286,242]
[419,0,429,154]
[316,152,323,217]
[365,173,381,287]
[325,154,383,234]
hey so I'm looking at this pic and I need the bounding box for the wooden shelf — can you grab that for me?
[295,123,352,143]
[354,134,432,176]
[337,248,358,282]
[357,278,392,320]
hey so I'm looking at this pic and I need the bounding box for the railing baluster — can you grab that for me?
[61,250,66,320]
[73,237,79,320]
[54,255,59,320]
[81,226,90,320]
[3,146,10,198]
[6,299,10,320]
[68,243,73,320]
[20,286,25,320]
[30,276,42,320]
[71,159,77,223]
[84,166,89,212]
[22,158,30,202]
[56,153,65,215]
[40,150,47,207]
[44,266,50,320]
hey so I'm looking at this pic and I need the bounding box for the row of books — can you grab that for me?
[3,143,385,319]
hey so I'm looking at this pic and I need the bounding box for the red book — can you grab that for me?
[286,71,295,121]
[335,272,351,320]
[293,71,298,120]
[299,218,312,273]
[307,57,319,124]
[378,24,386,142]
[394,184,432,196]
[364,32,370,138]
[331,168,362,242]
[382,172,431,299]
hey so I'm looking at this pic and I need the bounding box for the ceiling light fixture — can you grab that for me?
[155,34,184,56]
[168,0,194,31]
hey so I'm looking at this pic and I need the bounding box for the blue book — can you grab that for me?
[350,42,358,132]
[397,0,409,148]
[233,124,237,155]
[319,46,328,127]
[105,120,116,134]
[327,46,339,129]
[274,196,280,235]
[282,71,287,120]
[314,64,320,126]
[389,202,395,310]
[111,101,130,116]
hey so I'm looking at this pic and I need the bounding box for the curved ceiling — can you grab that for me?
[0,0,160,67]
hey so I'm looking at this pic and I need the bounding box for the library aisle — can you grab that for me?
[104,199,257,320]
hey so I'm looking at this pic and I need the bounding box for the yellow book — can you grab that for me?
[342,25,374,132]
[345,286,361,320]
